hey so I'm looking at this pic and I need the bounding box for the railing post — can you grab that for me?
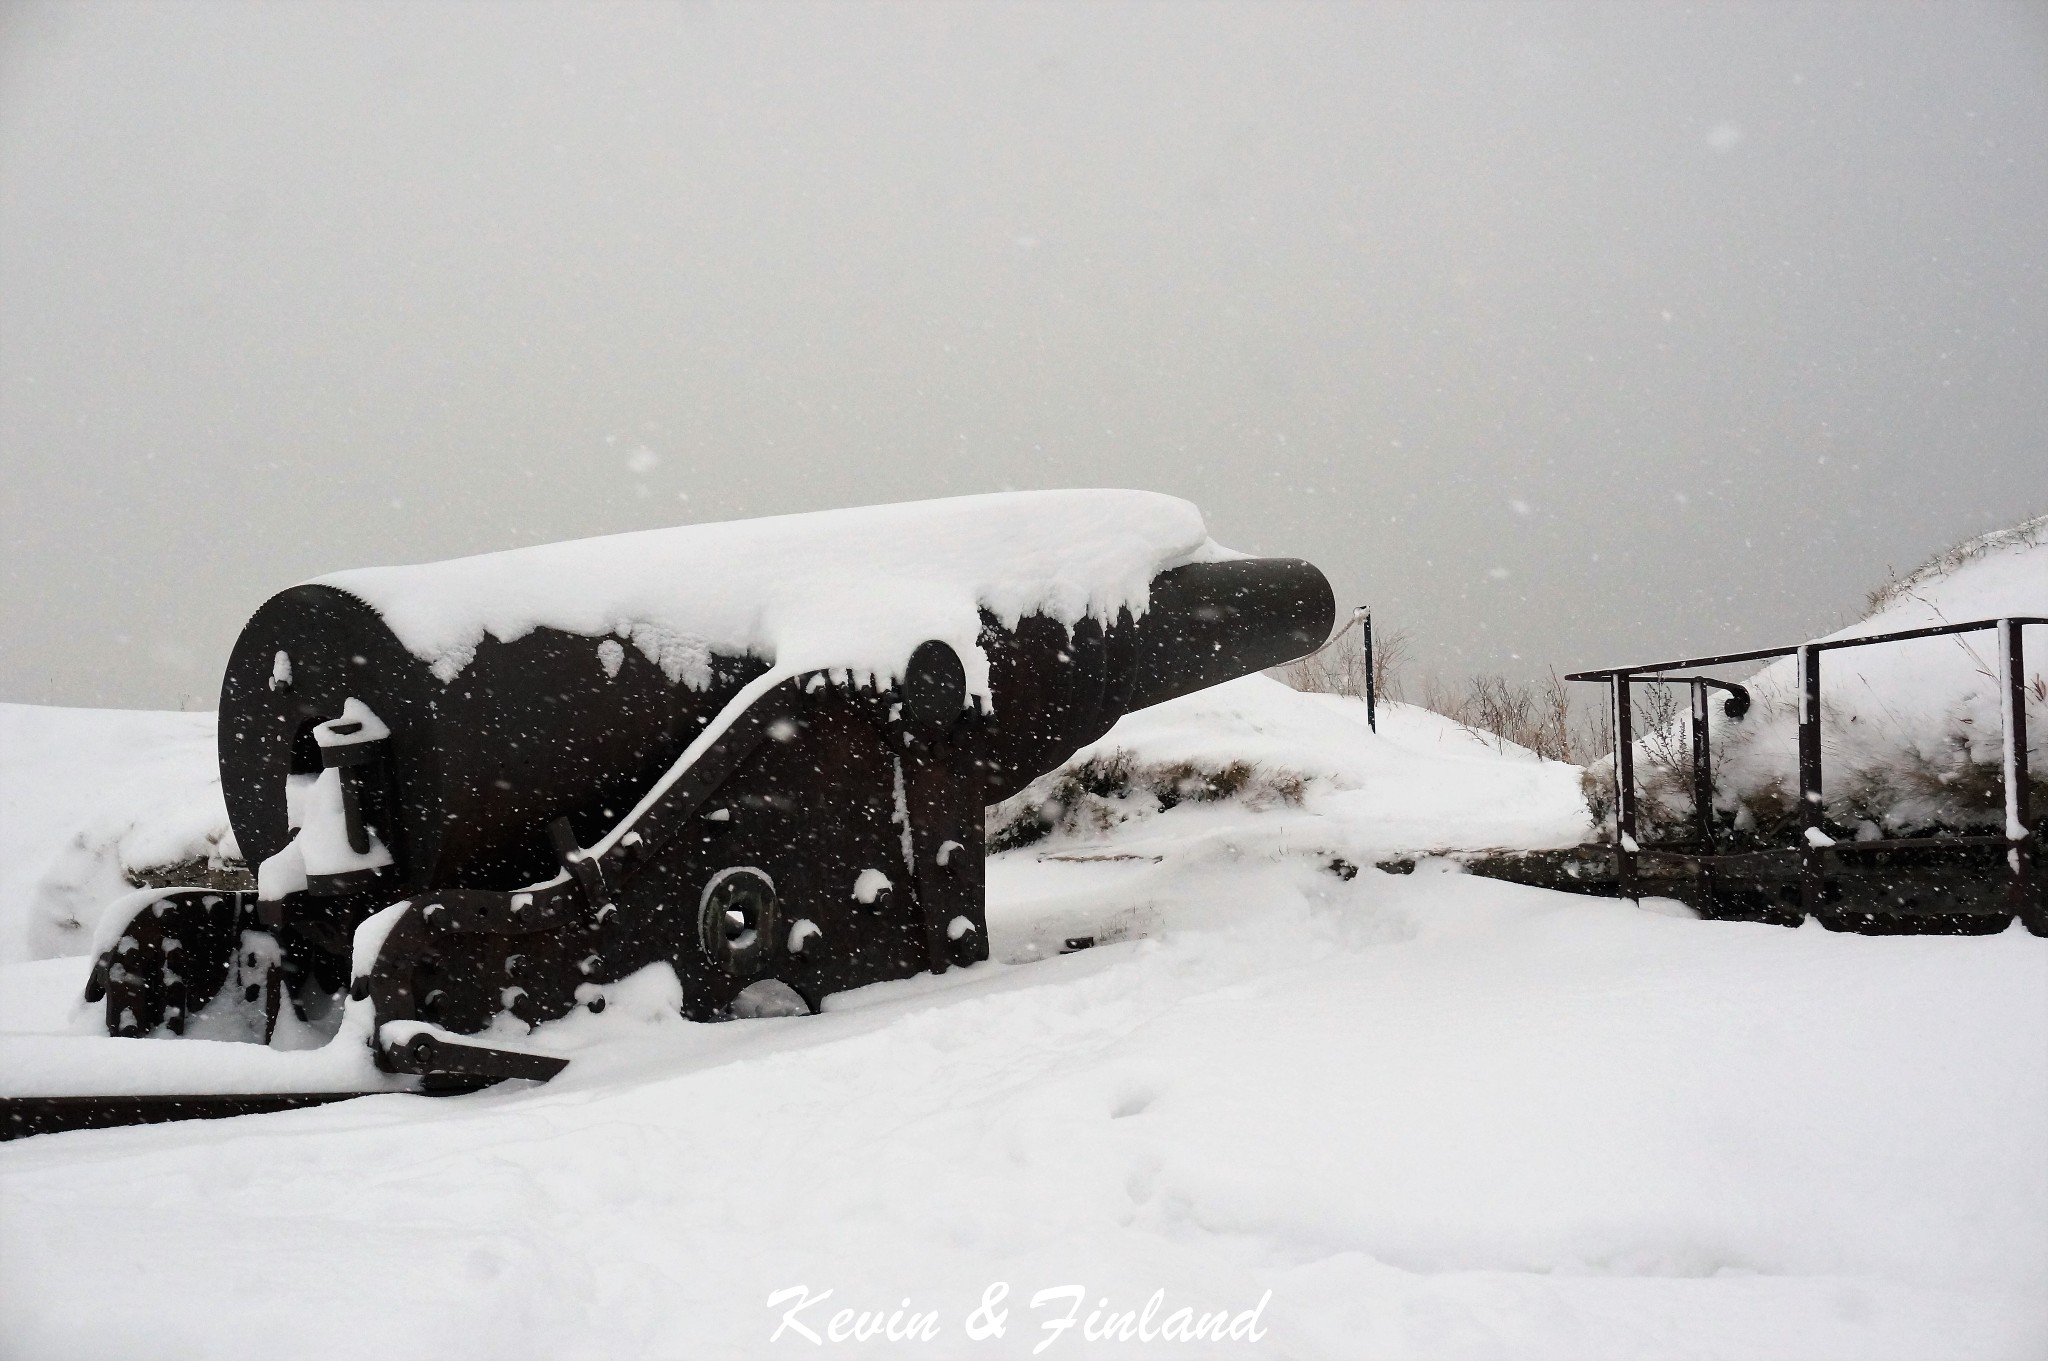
[1613,674,1636,897]
[1797,643,1824,917]
[2000,619,2040,933]
[1690,679,1713,851]
[1362,609,1375,733]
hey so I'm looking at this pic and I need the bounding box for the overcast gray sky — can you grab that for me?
[3,0,2044,710]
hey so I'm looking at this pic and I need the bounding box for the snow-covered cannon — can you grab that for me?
[68,492,1333,1109]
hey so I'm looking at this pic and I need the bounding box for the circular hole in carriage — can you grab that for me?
[698,867,779,977]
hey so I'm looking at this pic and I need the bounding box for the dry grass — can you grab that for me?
[1279,619,1410,703]
[1864,512,2046,616]
[1417,670,1591,763]
[1280,619,1609,765]
[987,750,1308,851]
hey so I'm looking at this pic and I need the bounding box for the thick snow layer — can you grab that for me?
[4,693,2042,1358]
[1621,514,2048,835]
[3,868,2041,1358]
[315,490,1230,696]
[0,703,232,965]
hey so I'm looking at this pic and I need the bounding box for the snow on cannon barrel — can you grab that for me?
[23,492,1331,1137]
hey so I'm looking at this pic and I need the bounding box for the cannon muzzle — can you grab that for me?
[977,556,1333,802]
[1127,557,1336,710]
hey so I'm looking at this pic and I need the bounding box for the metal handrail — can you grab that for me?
[1568,616,2040,922]
[1564,615,2048,681]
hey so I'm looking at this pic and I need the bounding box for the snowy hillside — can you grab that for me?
[3,689,2045,1359]
[1611,514,2048,840]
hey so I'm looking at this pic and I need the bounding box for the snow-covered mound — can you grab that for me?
[991,675,1591,859]
[1615,514,2048,839]
[982,676,1593,961]
[0,703,233,965]
[319,489,1231,693]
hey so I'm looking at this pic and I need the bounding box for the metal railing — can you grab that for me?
[1296,604,1377,730]
[1567,616,2044,922]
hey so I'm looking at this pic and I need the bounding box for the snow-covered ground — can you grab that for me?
[2,682,2043,1360]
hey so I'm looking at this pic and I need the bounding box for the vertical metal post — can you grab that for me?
[1612,674,1636,897]
[1687,679,1713,851]
[1797,643,1824,917]
[1999,619,2040,932]
[1362,609,1375,733]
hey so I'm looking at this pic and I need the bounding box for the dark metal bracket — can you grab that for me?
[1,1092,376,1141]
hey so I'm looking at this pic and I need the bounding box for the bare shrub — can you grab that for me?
[1418,668,1601,764]
[1596,677,2048,848]
[1280,619,1409,703]
[1576,679,1614,767]
[1285,619,1625,767]
[1634,682,1688,781]
[1580,767,1613,828]
[1371,624,1409,703]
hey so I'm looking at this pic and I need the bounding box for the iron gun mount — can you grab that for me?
[8,493,1332,1138]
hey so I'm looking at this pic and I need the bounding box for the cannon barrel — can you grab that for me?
[219,555,1334,897]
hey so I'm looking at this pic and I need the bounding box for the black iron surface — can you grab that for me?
[1,1093,374,1141]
